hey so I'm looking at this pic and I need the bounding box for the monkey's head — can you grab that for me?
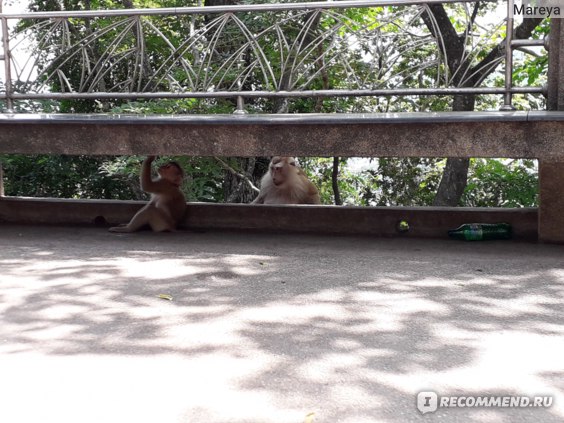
[270,156,297,186]
[158,161,184,187]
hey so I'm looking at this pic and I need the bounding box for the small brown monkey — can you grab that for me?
[252,156,321,205]
[109,156,186,233]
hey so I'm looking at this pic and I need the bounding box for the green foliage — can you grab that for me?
[1,154,138,199]
[298,157,440,207]
[171,156,225,202]
[462,159,538,207]
[371,158,442,206]
[299,156,538,208]
[299,157,338,204]
[1,154,229,202]
[110,98,235,114]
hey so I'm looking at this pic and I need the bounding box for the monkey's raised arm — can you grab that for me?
[139,156,166,193]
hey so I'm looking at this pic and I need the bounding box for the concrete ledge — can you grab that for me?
[1,111,564,158]
[0,197,538,240]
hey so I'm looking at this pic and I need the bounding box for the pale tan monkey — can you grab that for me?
[252,156,321,205]
[109,156,186,232]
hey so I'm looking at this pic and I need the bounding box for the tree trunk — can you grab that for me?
[332,157,342,205]
[222,157,259,203]
[432,159,469,206]
[422,5,542,206]
[433,94,474,206]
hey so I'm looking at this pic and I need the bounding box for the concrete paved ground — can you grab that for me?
[1,224,563,423]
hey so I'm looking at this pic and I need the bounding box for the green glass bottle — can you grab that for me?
[447,223,512,241]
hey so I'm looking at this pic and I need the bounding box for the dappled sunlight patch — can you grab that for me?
[382,283,417,292]
[474,331,564,385]
[348,289,450,332]
[238,301,353,325]
[467,293,561,316]
[114,255,272,280]
[18,323,85,343]
[332,338,364,350]
[31,250,54,256]
[115,257,218,279]
[526,322,564,335]
[300,352,367,381]
[3,259,117,280]
[327,384,382,411]
[39,303,90,320]
[165,315,244,349]
[350,289,449,314]
[361,327,564,417]
[0,352,307,423]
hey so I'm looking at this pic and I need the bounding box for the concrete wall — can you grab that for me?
[1,112,564,158]
[0,112,557,241]
[0,197,538,240]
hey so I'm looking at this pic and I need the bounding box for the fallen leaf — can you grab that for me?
[157,294,173,301]
[304,412,315,423]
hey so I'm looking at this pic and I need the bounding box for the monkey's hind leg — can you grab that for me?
[108,205,175,233]
[148,208,176,232]
[108,225,135,233]
[108,204,153,233]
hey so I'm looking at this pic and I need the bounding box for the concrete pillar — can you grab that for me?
[539,19,564,242]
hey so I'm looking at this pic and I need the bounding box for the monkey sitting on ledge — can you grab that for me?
[252,156,321,205]
[109,156,186,233]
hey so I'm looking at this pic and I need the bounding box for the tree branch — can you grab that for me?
[469,17,543,86]
[422,5,543,88]
[215,157,260,193]
[465,1,481,37]
[421,4,466,85]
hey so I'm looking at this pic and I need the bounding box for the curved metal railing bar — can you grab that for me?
[0,0,548,113]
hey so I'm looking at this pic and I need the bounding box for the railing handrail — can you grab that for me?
[2,87,545,101]
[0,0,478,19]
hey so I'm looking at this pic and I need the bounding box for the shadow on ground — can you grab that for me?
[1,224,563,423]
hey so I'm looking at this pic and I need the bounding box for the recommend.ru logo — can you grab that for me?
[417,391,553,414]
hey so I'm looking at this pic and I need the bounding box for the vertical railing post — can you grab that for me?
[233,95,247,115]
[1,3,14,113]
[500,0,515,111]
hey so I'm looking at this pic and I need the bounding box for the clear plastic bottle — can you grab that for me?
[447,223,512,241]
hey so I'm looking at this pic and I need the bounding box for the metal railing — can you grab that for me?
[0,0,549,113]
